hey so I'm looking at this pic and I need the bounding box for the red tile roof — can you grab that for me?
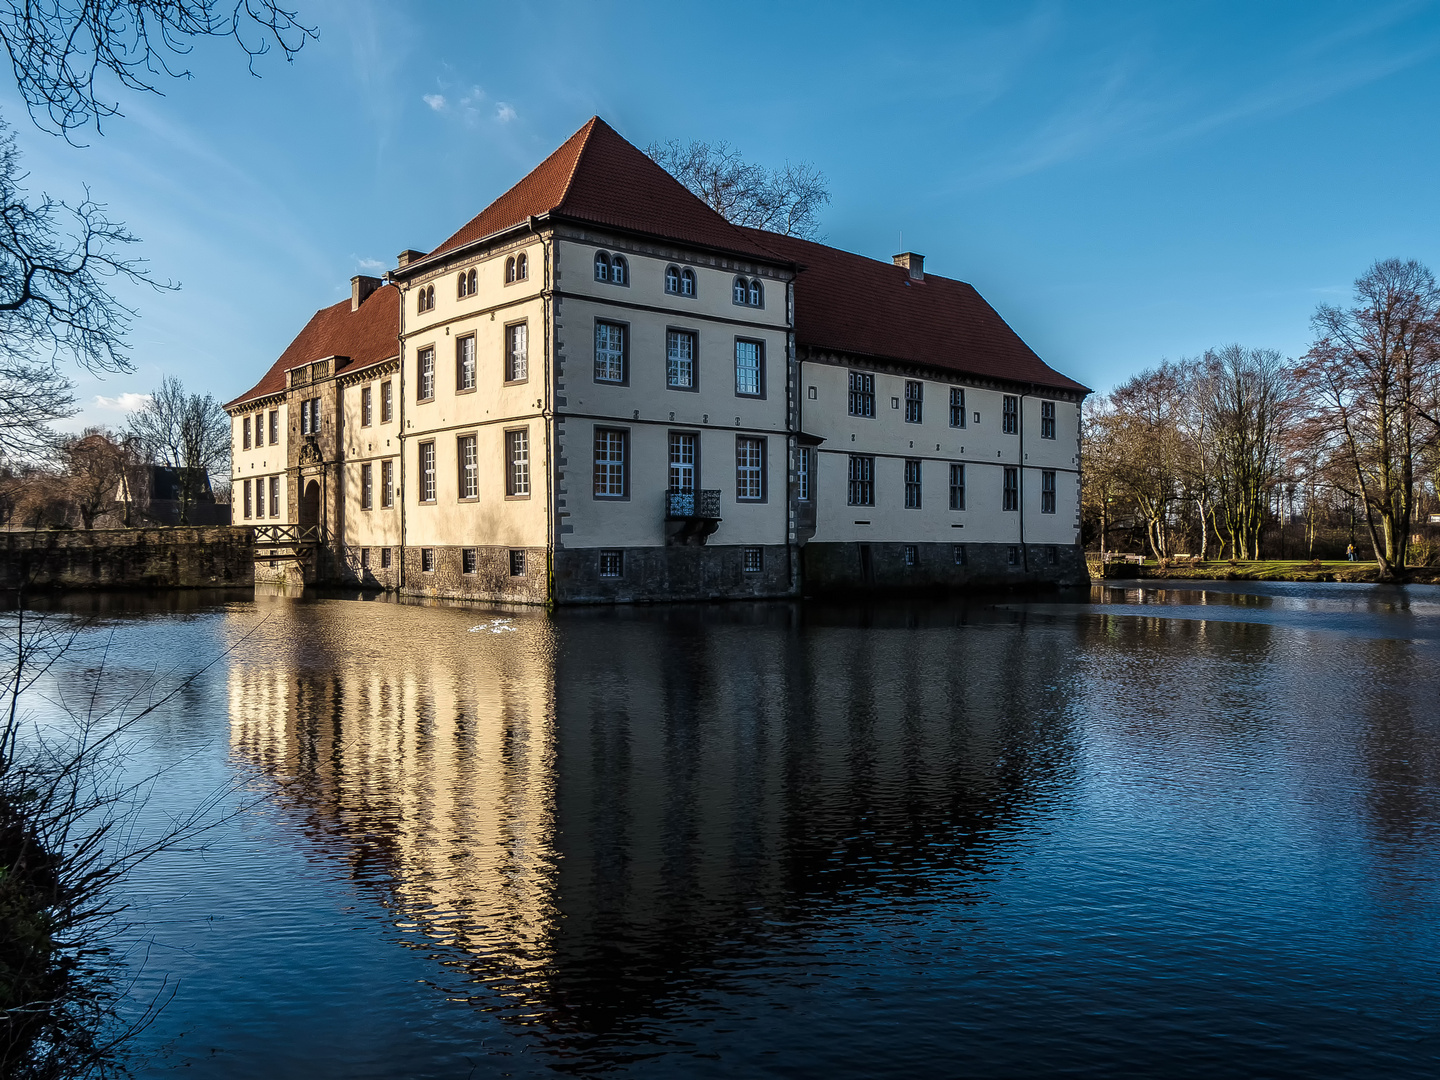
[225,284,400,409]
[425,117,783,263]
[753,231,1088,394]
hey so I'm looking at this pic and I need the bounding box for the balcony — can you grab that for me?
[666,489,721,520]
[665,488,721,546]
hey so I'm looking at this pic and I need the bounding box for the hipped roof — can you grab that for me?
[422,117,782,264]
[755,231,1088,394]
[226,284,400,409]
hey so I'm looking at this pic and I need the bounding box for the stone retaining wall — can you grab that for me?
[1,528,254,591]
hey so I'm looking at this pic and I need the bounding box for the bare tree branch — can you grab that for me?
[647,138,831,239]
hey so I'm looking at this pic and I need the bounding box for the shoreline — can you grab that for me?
[1090,559,1440,585]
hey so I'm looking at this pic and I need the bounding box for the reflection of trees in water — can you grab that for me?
[225,600,1083,1061]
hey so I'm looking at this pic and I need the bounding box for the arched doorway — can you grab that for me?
[300,480,320,529]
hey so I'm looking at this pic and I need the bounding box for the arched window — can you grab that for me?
[457,271,466,298]
[611,255,627,285]
[748,279,762,306]
[467,268,477,294]
[418,289,426,314]
[516,253,528,280]
[681,268,696,297]
[665,266,680,294]
[733,277,748,305]
[427,285,435,310]
[595,251,611,281]
[506,257,517,284]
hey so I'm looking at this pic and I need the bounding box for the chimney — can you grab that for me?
[893,252,924,281]
[351,275,381,311]
[396,249,425,268]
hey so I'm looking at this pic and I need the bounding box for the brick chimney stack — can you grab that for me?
[892,252,925,281]
[351,275,381,311]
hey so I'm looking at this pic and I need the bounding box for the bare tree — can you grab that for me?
[1199,345,1292,559]
[56,428,136,529]
[647,139,830,238]
[1298,258,1440,578]
[1,1,314,139]
[124,376,229,524]
[1109,363,1190,560]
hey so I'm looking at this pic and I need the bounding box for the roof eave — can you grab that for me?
[391,213,553,280]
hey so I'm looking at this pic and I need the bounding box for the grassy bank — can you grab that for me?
[1090,558,1440,584]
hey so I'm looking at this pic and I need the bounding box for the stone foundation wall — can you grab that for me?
[555,544,796,604]
[1,527,254,591]
[801,541,1089,595]
[335,545,403,592]
[401,544,549,604]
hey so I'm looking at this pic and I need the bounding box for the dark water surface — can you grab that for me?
[16,581,1440,1077]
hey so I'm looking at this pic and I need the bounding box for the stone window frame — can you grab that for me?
[904,380,923,424]
[742,546,763,573]
[360,462,373,511]
[1003,466,1019,512]
[509,550,526,576]
[734,338,765,399]
[735,435,766,502]
[419,441,437,503]
[593,426,629,500]
[462,548,478,574]
[1041,469,1057,514]
[456,333,477,393]
[381,459,395,509]
[949,387,966,428]
[421,547,436,573]
[666,327,699,392]
[417,346,436,402]
[848,371,875,418]
[457,433,479,501]
[505,426,531,499]
[949,463,966,511]
[594,318,629,385]
[242,415,251,449]
[599,549,624,577]
[1002,394,1019,435]
[904,458,922,509]
[381,380,393,423]
[848,454,874,507]
[361,385,372,426]
[1040,400,1057,440]
[504,320,529,384]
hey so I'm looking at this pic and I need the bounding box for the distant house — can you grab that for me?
[117,466,229,526]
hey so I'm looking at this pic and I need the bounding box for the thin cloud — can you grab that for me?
[94,392,153,412]
[495,102,517,123]
[423,93,446,111]
[356,256,387,271]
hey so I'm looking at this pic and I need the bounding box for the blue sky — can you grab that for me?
[6,0,1440,430]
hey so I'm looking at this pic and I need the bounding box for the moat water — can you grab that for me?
[12,581,1440,1077]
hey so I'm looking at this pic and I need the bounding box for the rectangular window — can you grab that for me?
[361,463,373,510]
[848,371,875,417]
[599,549,624,577]
[418,346,435,400]
[595,320,626,383]
[509,550,526,576]
[1008,545,1020,566]
[1041,469,1057,514]
[269,410,279,444]
[735,340,763,396]
[950,387,966,428]
[462,548,477,574]
[381,381,393,422]
[742,547,763,572]
[848,454,874,506]
[669,432,696,492]
[799,447,813,501]
[949,463,966,511]
[254,477,264,519]
[300,398,320,436]
[954,544,966,565]
[361,386,372,426]
[360,547,370,570]
[457,335,476,391]
[420,441,436,502]
[1003,395,1018,435]
[594,428,627,497]
[736,436,765,500]
[243,416,252,449]
[421,548,435,573]
[381,459,394,508]
[904,381,923,424]
[1041,400,1056,440]
[507,428,530,496]
[458,434,478,499]
[380,547,391,569]
[667,330,696,389]
[904,544,918,567]
[269,475,280,518]
[243,479,252,519]
[1003,466,1019,511]
[506,323,528,382]
[904,459,922,508]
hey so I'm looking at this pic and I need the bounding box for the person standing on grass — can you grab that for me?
[1347,543,1356,562]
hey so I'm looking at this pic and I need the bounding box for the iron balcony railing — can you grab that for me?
[666,489,721,520]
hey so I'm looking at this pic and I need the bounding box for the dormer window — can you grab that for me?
[733,276,762,307]
[417,284,435,313]
[595,251,611,281]
[458,268,476,297]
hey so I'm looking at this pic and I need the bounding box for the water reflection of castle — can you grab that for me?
[226,598,1080,1040]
